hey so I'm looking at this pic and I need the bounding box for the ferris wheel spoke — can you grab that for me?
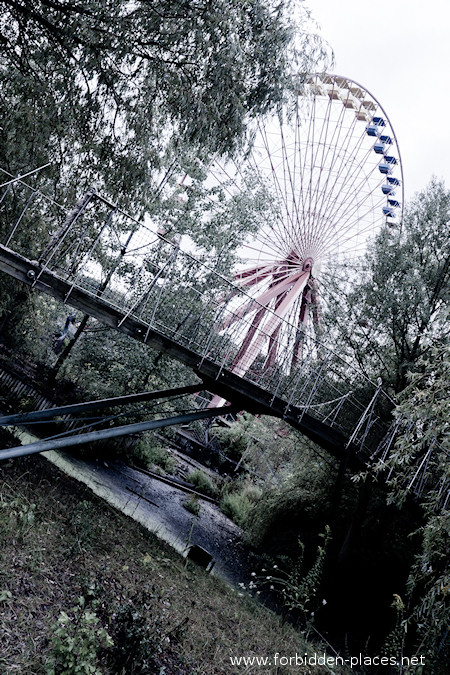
[255,123,300,252]
[320,156,388,248]
[316,130,377,229]
[240,148,296,256]
[301,87,350,241]
[305,90,349,244]
[206,74,403,381]
[311,106,368,245]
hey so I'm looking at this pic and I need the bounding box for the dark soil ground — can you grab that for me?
[0,452,347,674]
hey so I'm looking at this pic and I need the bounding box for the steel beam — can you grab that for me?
[0,383,202,426]
[0,406,240,461]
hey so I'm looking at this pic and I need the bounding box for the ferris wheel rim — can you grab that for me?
[212,71,405,280]
[308,72,405,227]
[203,72,405,379]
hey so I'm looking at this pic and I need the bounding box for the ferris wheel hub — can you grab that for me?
[302,257,314,272]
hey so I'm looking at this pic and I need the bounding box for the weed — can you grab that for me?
[182,495,201,516]
[0,589,12,603]
[220,491,253,527]
[0,496,36,540]
[108,594,161,674]
[256,526,332,629]
[71,499,100,551]
[382,594,407,661]
[133,441,176,473]
[46,597,113,675]
[187,469,218,498]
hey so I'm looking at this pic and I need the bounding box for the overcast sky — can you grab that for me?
[308,0,450,202]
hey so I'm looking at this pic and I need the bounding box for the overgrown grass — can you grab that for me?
[187,468,219,498]
[0,453,349,674]
[220,492,254,527]
[182,495,201,517]
[220,480,263,527]
[132,439,177,473]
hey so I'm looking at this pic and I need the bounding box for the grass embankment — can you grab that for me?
[0,452,346,674]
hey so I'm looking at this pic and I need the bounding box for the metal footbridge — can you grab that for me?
[0,177,397,470]
[0,174,438,503]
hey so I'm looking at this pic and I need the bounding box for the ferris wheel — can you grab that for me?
[208,73,404,378]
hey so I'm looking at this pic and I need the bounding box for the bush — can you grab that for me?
[187,469,218,498]
[183,496,201,517]
[47,597,113,675]
[245,472,332,550]
[132,441,176,473]
[220,492,253,527]
[109,596,161,673]
[212,414,253,462]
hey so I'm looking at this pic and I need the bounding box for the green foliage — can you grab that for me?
[70,500,105,552]
[322,179,450,394]
[46,597,113,675]
[254,526,332,628]
[182,495,201,517]
[382,594,407,663]
[220,491,254,527]
[0,496,36,540]
[187,469,218,498]
[0,589,12,603]
[212,413,310,478]
[382,344,450,669]
[132,441,176,474]
[211,415,253,462]
[109,597,161,674]
[384,344,449,507]
[245,465,333,548]
[0,0,329,208]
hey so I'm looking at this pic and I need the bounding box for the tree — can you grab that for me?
[382,343,449,670]
[321,179,450,394]
[0,0,329,367]
[0,0,328,209]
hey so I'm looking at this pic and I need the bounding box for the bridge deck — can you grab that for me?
[0,244,363,466]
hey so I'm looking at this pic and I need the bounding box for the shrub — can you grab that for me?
[0,497,36,541]
[182,496,201,517]
[46,597,113,675]
[220,492,253,527]
[245,472,332,549]
[212,414,254,461]
[187,469,218,498]
[109,597,161,673]
[132,441,176,473]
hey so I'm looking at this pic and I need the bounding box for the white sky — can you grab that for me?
[308,0,450,201]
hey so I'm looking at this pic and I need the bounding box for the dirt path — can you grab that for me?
[44,451,253,587]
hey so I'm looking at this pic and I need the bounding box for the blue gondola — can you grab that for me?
[385,155,398,165]
[366,124,379,137]
[382,184,395,195]
[380,134,392,144]
[374,143,385,154]
[379,163,392,175]
[388,199,401,208]
[373,116,386,126]
[383,206,396,217]
[387,176,400,186]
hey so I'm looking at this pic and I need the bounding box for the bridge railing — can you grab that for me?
[0,176,395,456]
